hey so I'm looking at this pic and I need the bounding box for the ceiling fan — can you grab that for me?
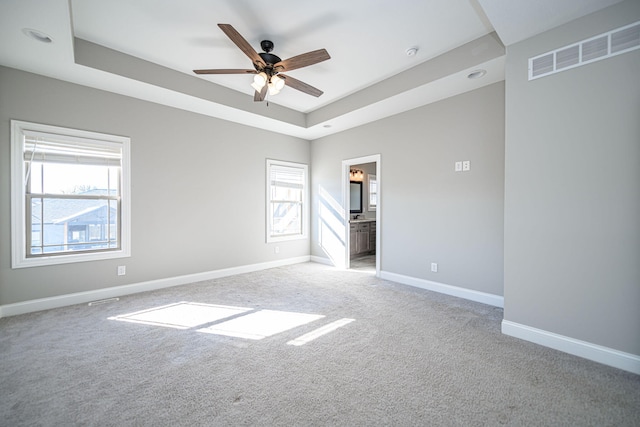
[193,24,331,102]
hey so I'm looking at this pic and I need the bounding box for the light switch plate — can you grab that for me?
[455,161,462,172]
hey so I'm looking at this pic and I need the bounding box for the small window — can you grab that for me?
[11,120,131,268]
[368,174,377,211]
[266,159,308,242]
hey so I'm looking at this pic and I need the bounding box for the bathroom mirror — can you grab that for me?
[350,181,363,213]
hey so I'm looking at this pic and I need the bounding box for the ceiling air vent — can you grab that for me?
[582,36,608,62]
[611,23,640,53]
[531,53,554,78]
[556,45,580,70]
[528,21,640,80]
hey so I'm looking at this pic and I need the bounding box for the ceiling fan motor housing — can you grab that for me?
[256,41,282,76]
[258,52,282,66]
[257,40,282,74]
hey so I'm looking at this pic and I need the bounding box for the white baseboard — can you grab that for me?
[310,255,334,266]
[379,270,504,308]
[502,320,640,375]
[0,256,310,318]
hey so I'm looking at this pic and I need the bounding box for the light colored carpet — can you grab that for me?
[1,262,639,426]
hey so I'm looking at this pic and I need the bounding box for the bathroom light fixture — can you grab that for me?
[22,28,53,43]
[350,169,364,181]
[467,69,487,79]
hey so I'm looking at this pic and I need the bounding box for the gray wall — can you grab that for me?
[311,82,505,297]
[504,1,640,355]
[0,66,310,305]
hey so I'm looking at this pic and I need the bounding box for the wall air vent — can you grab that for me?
[529,21,640,80]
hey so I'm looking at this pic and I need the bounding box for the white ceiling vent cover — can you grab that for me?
[529,21,640,80]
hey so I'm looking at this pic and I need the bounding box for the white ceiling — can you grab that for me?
[0,0,623,139]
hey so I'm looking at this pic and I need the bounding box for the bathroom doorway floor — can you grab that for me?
[349,255,376,273]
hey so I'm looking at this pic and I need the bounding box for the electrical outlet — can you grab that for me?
[431,263,438,273]
[455,161,462,172]
[117,266,126,276]
[462,160,470,171]
[275,246,280,254]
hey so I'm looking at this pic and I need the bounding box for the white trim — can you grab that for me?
[502,320,640,375]
[0,256,310,318]
[379,270,504,308]
[310,255,333,266]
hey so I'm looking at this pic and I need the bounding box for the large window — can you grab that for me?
[266,159,308,242]
[11,121,131,268]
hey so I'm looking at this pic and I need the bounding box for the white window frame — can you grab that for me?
[368,173,377,211]
[10,120,131,268]
[266,159,309,243]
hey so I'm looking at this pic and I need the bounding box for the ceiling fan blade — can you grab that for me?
[254,84,268,102]
[218,24,265,68]
[193,69,256,75]
[280,74,323,97]
[275,49,330,72]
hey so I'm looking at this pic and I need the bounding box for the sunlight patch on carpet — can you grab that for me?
[197,309,325,340]
[109,302,252,329]
[287,318,355,346]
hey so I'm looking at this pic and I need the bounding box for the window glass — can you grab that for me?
[368,174,377,210]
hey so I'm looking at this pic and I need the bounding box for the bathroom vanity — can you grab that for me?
[349,219,376,257]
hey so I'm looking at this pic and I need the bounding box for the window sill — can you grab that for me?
[12,248,131,269]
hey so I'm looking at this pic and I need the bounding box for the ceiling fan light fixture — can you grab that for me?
[271,75,285,91]
[266,75,285,96]
[268,86,280,96]
[251,72,268,91]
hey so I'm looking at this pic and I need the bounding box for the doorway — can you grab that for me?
[342,155,381,276]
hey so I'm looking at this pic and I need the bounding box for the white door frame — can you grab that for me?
[342,154,381,276]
